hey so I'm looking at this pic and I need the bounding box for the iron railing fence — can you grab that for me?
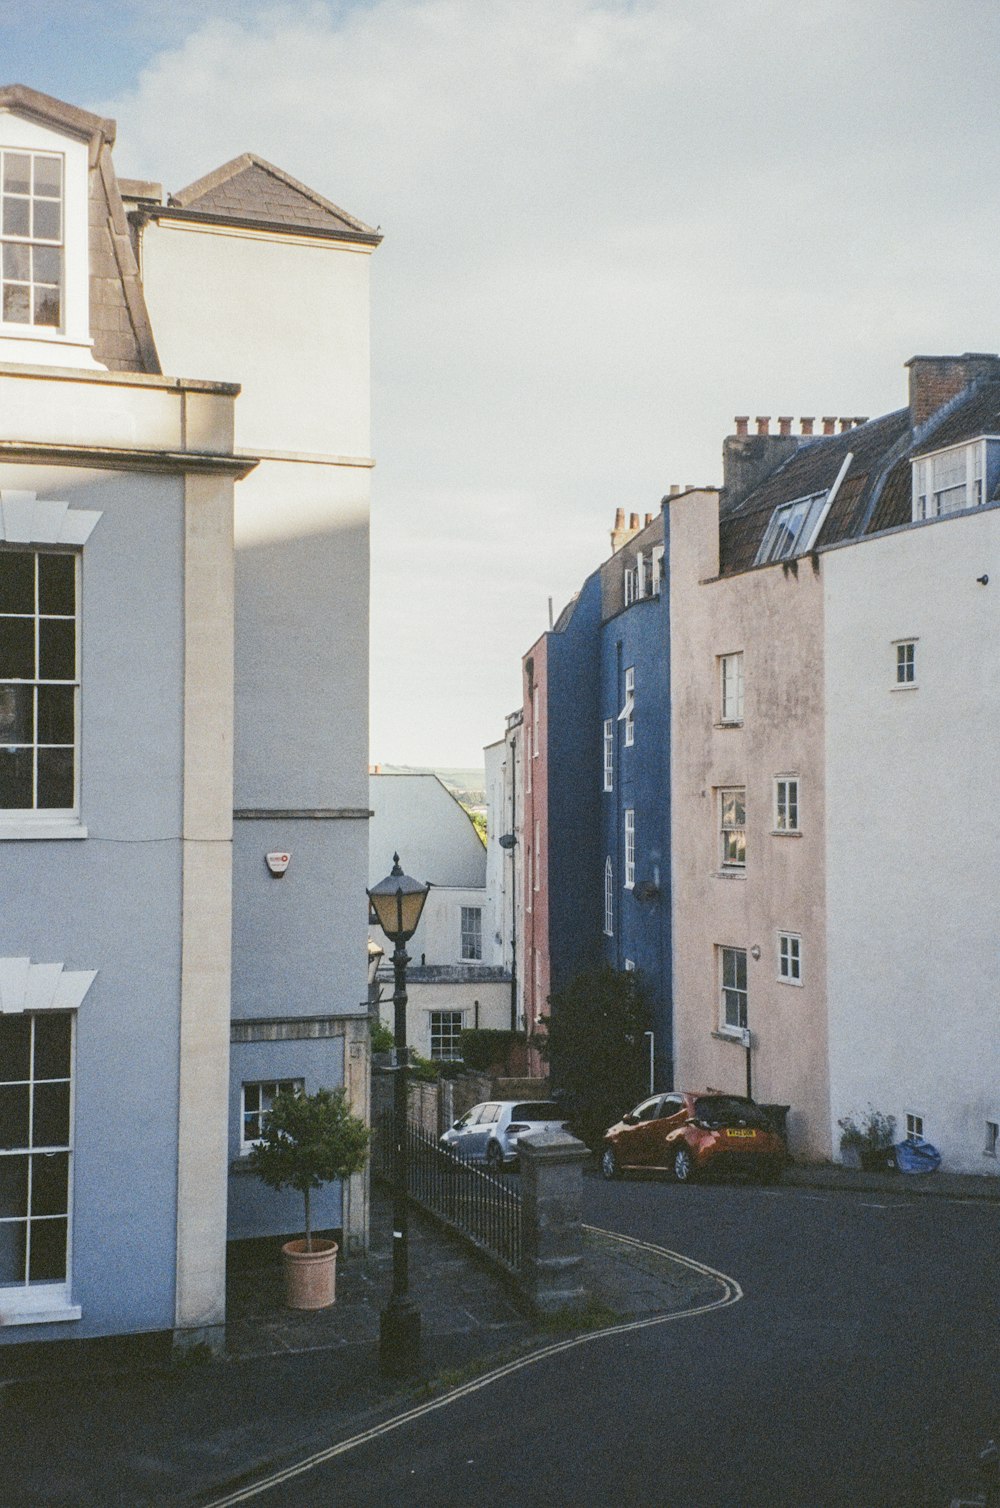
[374,1110,522,1274]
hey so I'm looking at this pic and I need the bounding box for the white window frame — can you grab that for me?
[460,905,482,962]
[429,1010,464,1062]
[719,652,744,723]
[719,946,748,1033]
[525,846,532,911]
[777,931,802,985]
[651,545,664,596]
[619,666,635,746]
[1,148,64,333]
[905,1111,924,1140]
[603,856,614,936]
[912,441,988,520]
[532,686,539,756]
[893,638,917,688]
[624,808,635,888]
[534,948,543,1012]
[755,491,831,566]
[534,819,540,889]
[624,563,638,605]
[719,787,746,869]
[774,776,800,833]
[240,1078,304,1153]
[602,718,613,792]
[0,1008,78,1322]
[0,547,82,836]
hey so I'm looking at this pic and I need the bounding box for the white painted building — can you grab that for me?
[368,773,509,1060]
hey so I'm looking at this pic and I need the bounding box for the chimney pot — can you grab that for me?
[800,417,814,435]
[822,416,837,435]
[734,416,749,437]
[629,512,640,530]
[614,507,624,527]
[756,416,771,436]
[839,417,853,433]
[778,416,793,436]
[644,512,652,526]
[669,484,680,496]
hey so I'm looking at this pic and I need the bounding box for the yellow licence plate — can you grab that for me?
[725,1129,756,1138]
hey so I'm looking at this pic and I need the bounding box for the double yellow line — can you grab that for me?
[205,1227,743,1506]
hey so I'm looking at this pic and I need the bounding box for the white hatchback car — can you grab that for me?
[440,1100,569,1170]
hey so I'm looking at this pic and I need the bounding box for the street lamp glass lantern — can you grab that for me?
[367,853,430,943]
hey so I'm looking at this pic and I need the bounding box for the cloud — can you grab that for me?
[97,0,1000,763]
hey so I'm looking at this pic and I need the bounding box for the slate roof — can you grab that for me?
[165,154,381,243]
[719,409,911,575]
[911,379,1000,457]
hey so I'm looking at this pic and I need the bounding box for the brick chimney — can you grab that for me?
[800,417,814,436]
[906,353,1000,429]
[610,507,642,554]
[822,417,837,435]
[722,416,805,508]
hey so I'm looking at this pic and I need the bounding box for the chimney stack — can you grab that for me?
[906,353,1000,429]
[756,416,771,436]
[611,507,643,554]
[734,416,749,437]
[777,416,793,436]
[644,512,652,526]
[822,416,837,435]
[800,417,814,436]
[669,484,680,496]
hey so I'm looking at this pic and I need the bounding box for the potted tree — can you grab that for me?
[249,1085,370,1309]
[837,1107,897,1171]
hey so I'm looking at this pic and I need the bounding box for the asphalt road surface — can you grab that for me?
[230,1175,1000,1508]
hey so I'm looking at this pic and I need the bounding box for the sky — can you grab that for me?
[5,0,1000,766]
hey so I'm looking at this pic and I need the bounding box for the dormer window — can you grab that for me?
[912,441,994,520]
[755,491,830,566]
[2,150,62,329]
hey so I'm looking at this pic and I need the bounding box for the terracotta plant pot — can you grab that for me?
[281,1238,338,1310]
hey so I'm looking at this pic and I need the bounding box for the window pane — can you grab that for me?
[31,1152,69,1216]
[32,198,61,241]
[32,157,61,197]
[0,748,34,808]
[37,747,73,807]
[32,244,60,287]
[3,154,30,194]
[2,280,30,323]
[0,552,35,613]
[0,1219,26,1284]
[0,1017,31,1082]
[0,1084,30,1150]
[37,685,73,744]
[38,618,74,680]
[3,241,29,279]
[0,1154,28,1218]
[32,1081,70,1148]
[0,684,34,743]
[33,284,60,328]
[29,1215,67,1281]
[33,1013,71,1081]
[3,194,30,237]
[0,616,34,677]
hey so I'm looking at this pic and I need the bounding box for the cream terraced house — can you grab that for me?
[670,358,1000,1172]
[0,85,378,1348]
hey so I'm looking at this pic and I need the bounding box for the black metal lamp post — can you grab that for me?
[367,853,430,1375]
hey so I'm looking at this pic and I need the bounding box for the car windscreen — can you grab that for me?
[511,1103,563,1121]
[693,1097,771,1130]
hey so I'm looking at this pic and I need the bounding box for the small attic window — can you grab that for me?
[755,491,829,566]
[912,441,992,520]
[1,150,62,329]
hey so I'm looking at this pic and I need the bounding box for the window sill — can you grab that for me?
[0,820,88,841]
[890,684,918,693]
[0,1291,82,1327]
[770,829,802,838]
[714,720,744,730]
[777,976,804,988]
[711,1029,747,1046]
[714,868,746,880]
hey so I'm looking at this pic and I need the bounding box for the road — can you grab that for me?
[224,1174,1000,1508]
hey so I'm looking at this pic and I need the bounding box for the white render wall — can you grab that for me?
[825,507,1000,1173]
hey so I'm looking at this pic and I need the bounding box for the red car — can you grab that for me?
[601,1091,786,1184]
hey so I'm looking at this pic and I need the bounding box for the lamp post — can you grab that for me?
[367,853,430,1375]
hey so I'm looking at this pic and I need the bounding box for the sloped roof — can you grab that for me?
[166,153,381,243]
[911,379,1000,457]
[719,409,910,574]
[0,84,114,157]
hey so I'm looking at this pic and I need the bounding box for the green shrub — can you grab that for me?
[459,1028,519,1072]
[838,1107,896,1153]
[370,1020,395,1054]
[249,1086,370,1250]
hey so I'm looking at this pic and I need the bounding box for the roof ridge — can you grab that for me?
[170,152,378,236]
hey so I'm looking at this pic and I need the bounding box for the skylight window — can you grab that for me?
[755,492,830,566]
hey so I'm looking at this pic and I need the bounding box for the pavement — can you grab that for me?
[1,1160,996,1507]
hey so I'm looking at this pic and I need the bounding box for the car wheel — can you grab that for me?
[673,1144,697,1183]
[601,1144,619,1181]
[486,1140,505,1172]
